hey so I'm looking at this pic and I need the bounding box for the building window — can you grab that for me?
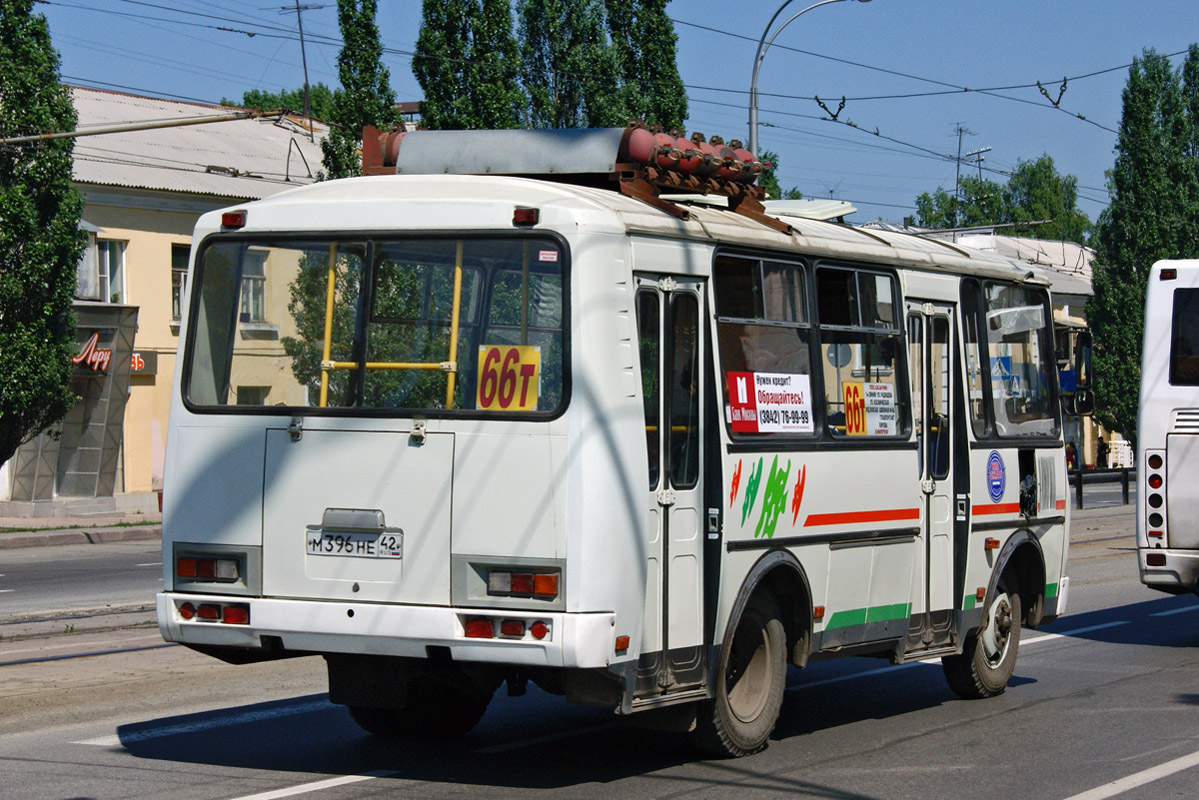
[172,244,190,321]
[239,251,266,322]
[235,386,270,405]
[98,240,126,304]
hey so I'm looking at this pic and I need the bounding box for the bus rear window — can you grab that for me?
[1170,289,1199,385]
[184,236,566,414]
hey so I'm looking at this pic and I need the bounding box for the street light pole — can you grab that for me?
[749,0,871,156]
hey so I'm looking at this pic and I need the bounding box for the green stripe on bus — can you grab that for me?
[1045,582,1058,598]
[963,594,977,611]
[826,603,912,630]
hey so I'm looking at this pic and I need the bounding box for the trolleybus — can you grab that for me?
[1138,259,1199,593]
[158,125,1073,757]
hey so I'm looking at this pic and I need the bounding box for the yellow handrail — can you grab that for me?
[318,243,339,407]
[443,239,464,408]
[315,240,466,409]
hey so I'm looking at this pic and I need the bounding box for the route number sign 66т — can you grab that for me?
[477,345,541,411]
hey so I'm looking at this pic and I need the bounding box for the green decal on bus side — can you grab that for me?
[825,603,912,630]
[755,456,791,539]
[741,457,763,526]
[1045,582,1058,598]
[963,594,977,611]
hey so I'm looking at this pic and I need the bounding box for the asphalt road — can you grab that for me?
[7,505,1199,800]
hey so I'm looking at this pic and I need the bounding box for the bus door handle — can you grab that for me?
[956,495,968,521]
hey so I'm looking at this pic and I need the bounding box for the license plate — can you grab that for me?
[306,530,403,559]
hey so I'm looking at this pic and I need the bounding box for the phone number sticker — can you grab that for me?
[727,371,813,433]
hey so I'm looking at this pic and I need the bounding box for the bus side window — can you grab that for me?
[636,290,661,489]
[714,254,814,437]
[1170,288,1199,385]
[816,267,907,438]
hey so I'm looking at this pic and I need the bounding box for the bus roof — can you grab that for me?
[206,172,1051,287]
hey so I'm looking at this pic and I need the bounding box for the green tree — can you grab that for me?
[222,84,336,121]
[320,0,398,179]
[915,156,1090,240]
[1003,155,1092,243]
[0,0,84,467]
[1090,46,1199,446]
[916,175,1010,229]
[517,0,620,128]
[413,0,524,130]
[604,0,687,130]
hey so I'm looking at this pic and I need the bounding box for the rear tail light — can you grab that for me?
[486,569,560,599]
[1147,553,1167,566]
[1145,451,1167,545]
[499,620,526,637]
[176,555,239,582]
[464,619,494,638]
[179,600,250,624]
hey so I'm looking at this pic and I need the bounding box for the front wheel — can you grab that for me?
[942,582,1021,699]
[691,595,787,758]
[348,676,494,738]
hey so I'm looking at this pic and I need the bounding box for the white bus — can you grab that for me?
[1138,259,1199,593]
[158,126,1073,757]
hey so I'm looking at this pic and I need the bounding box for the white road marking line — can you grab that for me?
[0,589,13,593]
[1150,604,1199,617]
[73,699,333,746]
[1061,748,1199,800]
[788,621,1129,692]
[135,562,162,567]
[222,771,398,800]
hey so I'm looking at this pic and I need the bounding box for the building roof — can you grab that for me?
[71,87,327,201]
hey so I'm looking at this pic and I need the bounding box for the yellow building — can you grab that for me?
[0,87,326,516]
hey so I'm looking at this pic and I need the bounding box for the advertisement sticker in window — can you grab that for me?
[728,371,813,433]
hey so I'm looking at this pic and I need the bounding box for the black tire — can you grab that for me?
[348,677,494,738]
[942,581,1021,699]
[692,595,787,758]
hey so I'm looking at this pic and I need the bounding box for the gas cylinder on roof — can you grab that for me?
[709,136,741,181]
[729,140,762,184]
[690,132,721,178]
[673,130,701,174]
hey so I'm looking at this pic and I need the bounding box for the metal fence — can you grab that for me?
[1067,467,1134,510]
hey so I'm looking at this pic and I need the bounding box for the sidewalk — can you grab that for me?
[0,512,161,550]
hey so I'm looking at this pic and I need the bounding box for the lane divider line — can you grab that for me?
[1150,605,1199,617]
[222,770,399,800]
[788,621,1129,692]
[1060,748,1199,800]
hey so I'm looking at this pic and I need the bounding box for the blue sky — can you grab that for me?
[38,0,1199,225]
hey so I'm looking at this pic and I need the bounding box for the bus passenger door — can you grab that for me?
[907,301,957,649]
[634,275,706,694]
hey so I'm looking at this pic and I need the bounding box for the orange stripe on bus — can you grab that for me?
[972,503,1022,516]
[804,508,921,527]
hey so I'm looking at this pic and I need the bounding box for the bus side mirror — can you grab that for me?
[1074,331,1092,392]
[1071,389,1094,417]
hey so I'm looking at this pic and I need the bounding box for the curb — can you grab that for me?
[0,525,162,550]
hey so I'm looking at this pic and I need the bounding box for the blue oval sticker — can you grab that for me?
[987,450,1006,503]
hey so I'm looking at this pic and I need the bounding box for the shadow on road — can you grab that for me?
[102,592,1199,792]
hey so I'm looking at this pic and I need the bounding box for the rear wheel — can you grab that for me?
[942,581,1021,699]
[692,595,787,758]
[348,677,494,738]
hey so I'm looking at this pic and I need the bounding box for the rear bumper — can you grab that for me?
[157,593,617,669]
[1139,548,1199,593]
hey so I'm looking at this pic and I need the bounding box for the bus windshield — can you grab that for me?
[184,235,566,414]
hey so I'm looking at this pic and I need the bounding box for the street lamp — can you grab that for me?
[749,0,871,156]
